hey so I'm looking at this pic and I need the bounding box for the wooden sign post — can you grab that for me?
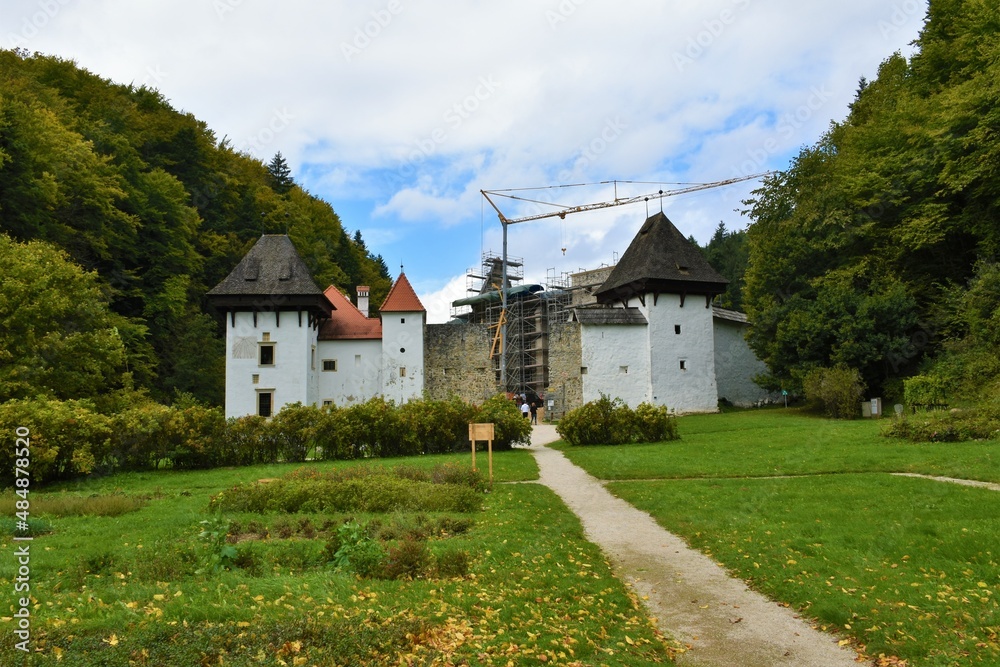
[468,422,495,487]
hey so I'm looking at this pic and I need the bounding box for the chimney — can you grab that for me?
[356,286,370,317]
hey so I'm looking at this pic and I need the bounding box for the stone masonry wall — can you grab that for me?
[544,321,583,421]
[424,323,496,403]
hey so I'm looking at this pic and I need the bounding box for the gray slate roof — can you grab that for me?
[207,235,332,317]
[208,235,324,297]
[594,212,728,304]
[572,307,648,326]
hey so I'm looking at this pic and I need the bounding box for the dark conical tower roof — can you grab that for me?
[594,212,727,304]
[207,235,332,316]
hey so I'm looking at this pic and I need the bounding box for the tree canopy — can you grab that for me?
[0,49,392,405]
[740,0,1000,398]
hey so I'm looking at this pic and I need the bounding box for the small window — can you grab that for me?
[619,365,629,374]
[311,347,316,370]
[674,325,681,335]
[580,367,589,375]
[262,332,271,342]
[259,343,275,366]
[257,391,273,418]
[322,359,338,372]
[400,347,406,353]
[252,374,259,385]
[400,367,407,378]
[400,317,406,324]
[355,354,362,367]
[322,400,333,408]
[679,360,687,371]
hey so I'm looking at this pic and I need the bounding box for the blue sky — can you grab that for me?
[3,0,927,322]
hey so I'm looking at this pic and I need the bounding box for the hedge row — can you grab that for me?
[0,394,531,486]
[556,394,679,446]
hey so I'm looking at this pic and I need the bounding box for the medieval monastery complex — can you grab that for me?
[208,212,775,419]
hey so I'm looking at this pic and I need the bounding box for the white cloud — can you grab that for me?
[1,0,928,301]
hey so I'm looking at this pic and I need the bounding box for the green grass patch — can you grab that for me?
[554,408,1000,483]
[209,463,488,514]
[0,492,148,518]
[0,449,677,666]
[609,474,1000,666]
[551,408,1000,666]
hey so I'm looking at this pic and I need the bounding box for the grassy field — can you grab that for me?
[0,450,680,666]
[557,408,1000,667]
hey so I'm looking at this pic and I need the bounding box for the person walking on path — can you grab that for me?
[526,424,865,667]
[529,400,538,425]
[520,400,530,420]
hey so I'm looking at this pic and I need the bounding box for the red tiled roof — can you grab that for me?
[380,273,425,312]
[318,286,383,340]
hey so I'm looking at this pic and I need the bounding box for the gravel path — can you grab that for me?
[527,424,866,666]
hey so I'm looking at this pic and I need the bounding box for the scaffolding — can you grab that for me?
[452,253,570,400]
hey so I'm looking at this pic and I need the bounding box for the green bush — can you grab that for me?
[269,402,322,462]
[313,405,357,461]
[378,537,430,580]
[633,402,679,443]
[210,468,485,515]
[882,406,1000,442]
[903,374,950,409]
[0,397,111,484]
[327,521,386,577]
[221,414,279,465]
[472,394,531,450]
[557,396,680,446]
[399,395,477,454]
[802,366,866,419]
[165,403,226,469]
[345,397,415,458]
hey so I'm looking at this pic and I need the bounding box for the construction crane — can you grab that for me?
[480,172,772,390]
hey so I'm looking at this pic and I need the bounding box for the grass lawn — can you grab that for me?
[553,408,1000,482]
[0,450,679,666]
[556,408,1000,666]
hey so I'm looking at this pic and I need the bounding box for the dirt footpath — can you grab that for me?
[527,424,866,666]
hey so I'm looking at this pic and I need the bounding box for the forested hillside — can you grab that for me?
[0,49,391,406]
[741,0,1000,405]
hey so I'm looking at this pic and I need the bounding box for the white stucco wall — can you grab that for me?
[713,317,775,407]
[580,324,651,407]
[381,311,425,403]
[316,339,382,406]
[639,294,719,414]
[224,310,317,419]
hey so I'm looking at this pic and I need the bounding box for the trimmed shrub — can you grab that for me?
[398,395,476,454]
[210,469,485,515]
[882,406,1000,442]
[221,414,279,466]
[633,402,679,443]
[802,366,866,419]
[269,402,322,462]
[557,396,680,446]
[345,397,415,458]
[165,403,226,469]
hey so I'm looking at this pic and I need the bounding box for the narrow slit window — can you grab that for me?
[674,325,681,335]
[679,360,687,371]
